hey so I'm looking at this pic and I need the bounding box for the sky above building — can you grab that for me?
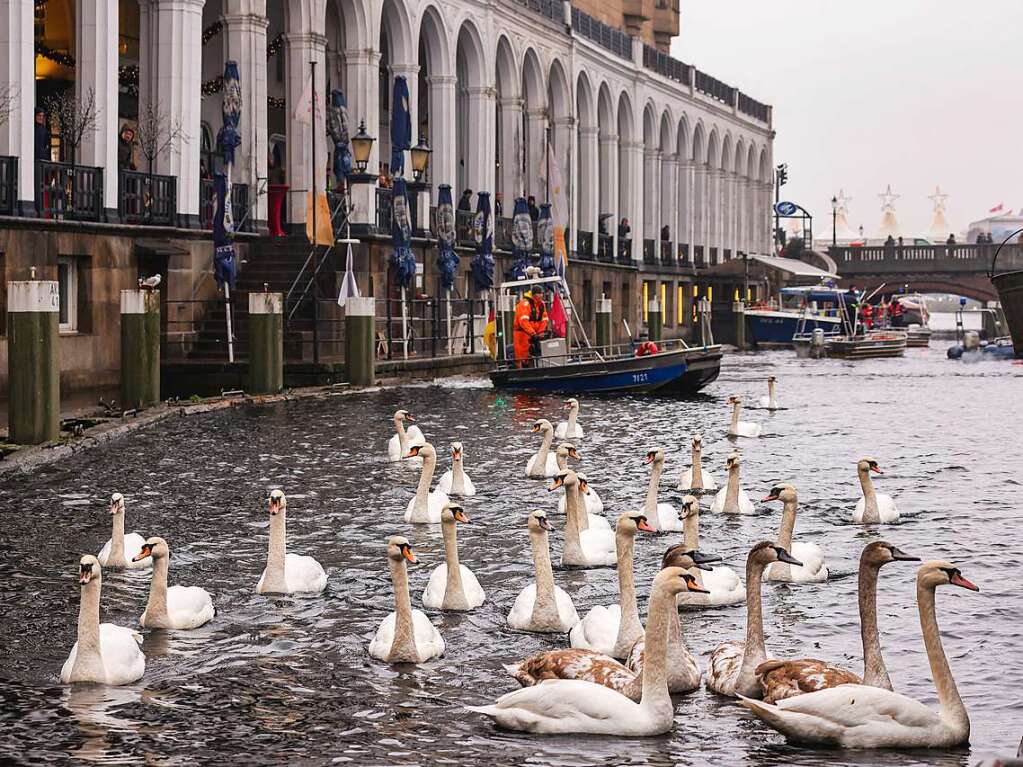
[672,0,1023,239]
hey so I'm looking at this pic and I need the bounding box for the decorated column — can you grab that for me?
[643,149,659,241]
[497,97,523,206]
[344,48,382,224]
[120,289,160,409]
[7,280,60,444]
[248,290,283,394]
[345,296,376,386]
[578,125,599,254]
[284,30,327,227]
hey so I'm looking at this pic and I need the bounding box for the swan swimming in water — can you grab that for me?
[727,395,762,438]
[853,457,900,524]
[421,504,486,610]
[97,493,149,570]
[555,398,585,439]
[387,409,425,462]
[132,537,216,630]
[679,434,718,492]
[506,510,579,632]
[758,376,780,410]
[525,419,559,478]
[710,453,756,515]
[436,442,477,496]
[552,470,617,567]
[404,444,451,523]
[256,489,328,595]
[369,537,445,663]
[640,449,684,532]
[674,496,745,607]
[763,484,828,583]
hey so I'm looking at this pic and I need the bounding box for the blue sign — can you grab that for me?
[775,201,798,216]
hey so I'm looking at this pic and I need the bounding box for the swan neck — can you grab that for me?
[768,379,776,405]
[691,445,704,488]
[72,579,104,679]
[264,511,288,592]
[859,469,880,522]
[411,451,436,520]
[109,512,126,563]
[644,459,663,515]
[777,498,797,550]
[451,457,465,494]
[730,401,741,430]
[146,554,170,621]
[535,429,552,472]
[918,582,968,733]
[567,407,578,432]
[639,585,672,711]
[388,556,419,661]
[530,528,558,623]
[442,519,467,608]
[615,529,641,642]
[561,482,585,563]
[859,561,891,689]
[740,555,768,678]
[724,462,740,510]
[683,503,700,551]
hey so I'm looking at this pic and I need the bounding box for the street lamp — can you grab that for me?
[410,135,432,183]
[831,195,838,248]
[348,119,376,183]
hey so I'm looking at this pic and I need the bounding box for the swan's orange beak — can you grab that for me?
[452,448,462,459]
[548,476,564,492]
[404,413,416,422]
[644,452,656,464]
[453,508,469,523]
[569,448,581,459]
[637,517,656,533]
[537,516,551,531]
[950,572,979,592]
[405,446,421,459]
[132,545,153,563]
[762,493,779,502]
[870,465,883,474]
[269,498,283,515]
[401,544,418,564]
[682,574,710,593]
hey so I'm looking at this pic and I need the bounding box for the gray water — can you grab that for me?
[1,344,1020,766]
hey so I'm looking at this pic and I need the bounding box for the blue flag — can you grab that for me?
[389,76,411,178]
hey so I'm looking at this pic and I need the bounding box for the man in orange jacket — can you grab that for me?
[514,287,549,366]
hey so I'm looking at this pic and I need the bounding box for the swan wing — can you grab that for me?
[554,586,580,629]
[756,659,861,703]
[284,553,327,594]
[706,639,745,695]
[460,474,477,496]
[682,565,745,606]
[505,649,638,701]
[98,624,146,685]
[458,565,486,607]
[165,585,216,629]
[569,604,620,655]
[406,426,426,445]
[411,609,445,660]
[654,503,684,532]
[507,584,537,629]
[471,679,638,734]
[421,564,448,609]
[122,533,152,569]
[709,486,727,514]
[737,489,756,515]
[578,529,617,566]
[584,489,604,514]
[387,433,403,462]
[787,542,829,582]
[877,494,900,522]
[586,512,612,531]
[368,612,397,660]
[436,470,454,494]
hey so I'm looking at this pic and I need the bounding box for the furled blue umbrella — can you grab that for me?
[435,184,459,291]
[390,177,416,288]
[470,192,494,293]
[537,202,556,277]
[506,196,533,280]
[389,76,411,178]
[214,60,242,363]
[327,88,351,187]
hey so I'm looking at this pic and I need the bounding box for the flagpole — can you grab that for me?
[446,288,453,356]
[310,59,320,365]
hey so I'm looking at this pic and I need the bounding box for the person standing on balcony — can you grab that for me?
[527,195,539,221]
[618,217,631,239]
[494,192,504,218]
[513,286,549,367]
[661,224,670,241]
[118,125,136,171]
[34,108,50,162]
[458,188,473,211]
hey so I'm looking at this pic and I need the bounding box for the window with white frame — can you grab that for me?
[57,256,77,332]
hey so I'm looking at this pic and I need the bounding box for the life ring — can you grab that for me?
[636,341,659,357]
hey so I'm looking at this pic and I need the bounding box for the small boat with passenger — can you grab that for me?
[791,283,907,360]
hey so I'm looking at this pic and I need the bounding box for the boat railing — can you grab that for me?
[490,336,714,371]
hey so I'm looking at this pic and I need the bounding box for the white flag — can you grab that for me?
[337,243,360,308]
[293,73,323,125]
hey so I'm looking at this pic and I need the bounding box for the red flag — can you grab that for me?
[989,203,1004,214]
[550,292,567,338]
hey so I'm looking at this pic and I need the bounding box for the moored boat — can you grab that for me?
[826,330,907,359]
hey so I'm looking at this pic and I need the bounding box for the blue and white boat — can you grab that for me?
[746,285,848,346]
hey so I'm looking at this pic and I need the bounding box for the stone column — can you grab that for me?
[76,0,119,219]
[7,281,60,444]
[464,86,496,197]
[524,108,547,200]
[643,148,658,241]
[599,132,618,252]
[692,164,706,257]
[0,0,36,214]
[498,97,523,203]
[120,289,161,410]
[498,292,515,362]
[677,160,691,256]
[342,48,379,224]
[139,0,206,224]
[285,30,327,227]
[621,139,643,260]
[426,74,456,198]
[578,125,598,252]
[552,116,574,246]
[223,1,269,227]
[248,290,283,394]
[662,154,679,255]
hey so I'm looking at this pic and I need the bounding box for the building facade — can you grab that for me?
[0,0,773,405]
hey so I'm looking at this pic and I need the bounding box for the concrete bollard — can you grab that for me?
[345,296,376,386]
[596,296,612,350]
[120,290,161,410]
[698,297,714,346]
[499,293,516,362]
[248,291,283,394]
[732,299,747,350]
[8,280,60,444]
[647,298,662,343]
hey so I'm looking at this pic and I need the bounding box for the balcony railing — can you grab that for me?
[694,245,705,268]
[199,179,251,231]
[642,45,691,86]
[617,238,634,265]
[737,92,769,123]
[677,242,689,265]
[572,7,633,61]
[695,70,736,106]
[577,230,594,260]
[0,155,17,215]
[456,209,475,247]
[660,240,674,265]
[119,170,177,226]
[376,187,393,232]
[724,248,732,261]
[642,239,656,265]
[514,0,561,23]
[597,234,614,262]
[36,161,104,222]
[709,246,719,265]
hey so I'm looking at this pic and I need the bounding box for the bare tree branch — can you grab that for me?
[135,99,188,175]
[44,87,100,166]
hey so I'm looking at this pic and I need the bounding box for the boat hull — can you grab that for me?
[489,347,721,394]
[906,327,932,348]
[991,269,1023,357]
[746,310,842,347]
[826,332,907,359]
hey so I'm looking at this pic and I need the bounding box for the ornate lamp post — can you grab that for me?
[348,119,376,184]
[831,195,838,248]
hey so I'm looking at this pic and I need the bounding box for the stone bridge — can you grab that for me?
[829,243,1023,303]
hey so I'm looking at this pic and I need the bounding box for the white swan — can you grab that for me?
[755,541,920,703]
[525,419,559,478]
[421,503,486,610]
[763,484,828,583]
[675,496,745,607]
[678,434,719,491]
[132,537,215,629]
[727,395,762,438]
[470,568,708,735]
[569,511,656,658]
[710,453,756,515]
[740,561,979,749]
[758,376,780,410]
[97,493,149,570]
[387,409,425,462]
[553,470,617,567]
[369,536,445,663]
[61,556,146,686]
[436,442,477,496]
[853,457,900,524]
[507,510,579,632]
[554,443,608,526]
[256,489,328,594]
[555,398,585,439]
[626,547,721,694]
[640,449,683,532]
[404,443,451,524]
[705,542,802,697]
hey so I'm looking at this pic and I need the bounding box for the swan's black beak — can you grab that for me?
[890,546,919,562]
[79,563,93,584]
[774,547,802,567]
[689,549,722,570]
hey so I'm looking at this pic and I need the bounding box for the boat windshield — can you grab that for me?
[778,287,854,317]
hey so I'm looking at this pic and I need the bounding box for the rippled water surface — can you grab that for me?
[2,346,1021,765]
